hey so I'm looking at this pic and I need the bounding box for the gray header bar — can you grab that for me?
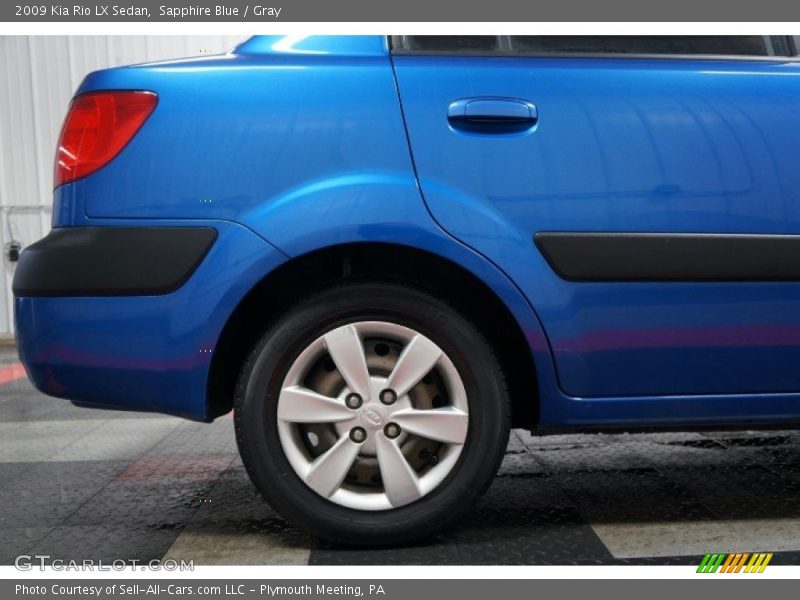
[3,0,800,22]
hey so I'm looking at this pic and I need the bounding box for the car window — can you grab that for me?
[391,36,797,57]
[396,36,502,53]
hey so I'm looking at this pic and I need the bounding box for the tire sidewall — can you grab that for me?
[235,282,508,544]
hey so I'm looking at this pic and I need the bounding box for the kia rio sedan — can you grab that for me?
[13,35,800,544]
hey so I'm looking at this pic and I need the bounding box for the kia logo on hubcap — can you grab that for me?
[360,406,385,430]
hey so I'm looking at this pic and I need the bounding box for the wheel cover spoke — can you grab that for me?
[376,433,422,507]
[386,334,442,398]
[390,407,469,444]
[278,386,354,424]
[304,435,361,498]
[277,321,469,511]
[324,324,371,399]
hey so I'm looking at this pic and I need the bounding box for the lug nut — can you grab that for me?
[429,454,439,466]
[379,389,397,405]
[384,422,401,439]
[350,427,367,443]
[345,393,363,409]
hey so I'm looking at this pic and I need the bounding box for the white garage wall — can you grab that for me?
[0,36,247,338]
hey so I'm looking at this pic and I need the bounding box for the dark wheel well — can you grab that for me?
[206,243,538,428]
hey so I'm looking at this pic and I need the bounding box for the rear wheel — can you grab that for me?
[234,281,510,545]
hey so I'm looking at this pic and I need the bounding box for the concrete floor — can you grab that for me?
[2,347,800,565]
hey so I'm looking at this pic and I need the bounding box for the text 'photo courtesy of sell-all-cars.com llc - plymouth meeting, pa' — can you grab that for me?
[12,34,800,545]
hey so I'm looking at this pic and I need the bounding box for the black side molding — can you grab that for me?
[534,232,800,282]
[13,227,217,297]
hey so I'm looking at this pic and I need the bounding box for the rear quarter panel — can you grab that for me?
[41,37,558,422]
[70,49,415,232]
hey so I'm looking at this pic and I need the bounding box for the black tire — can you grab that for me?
[234,280,510,545]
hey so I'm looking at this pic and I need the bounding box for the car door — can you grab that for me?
[392,35,800,400]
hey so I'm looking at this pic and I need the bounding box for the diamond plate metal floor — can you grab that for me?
[2,347,800,566]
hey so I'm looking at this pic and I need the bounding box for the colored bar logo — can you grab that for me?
[697,552,773,573]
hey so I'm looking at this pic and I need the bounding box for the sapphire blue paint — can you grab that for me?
[16,219,288,420]
[15,36,800,427]
[393,54,800,401]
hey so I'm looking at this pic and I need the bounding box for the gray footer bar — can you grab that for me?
[5,580,798,600]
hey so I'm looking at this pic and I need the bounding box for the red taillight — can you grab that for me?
[54,90,157,188]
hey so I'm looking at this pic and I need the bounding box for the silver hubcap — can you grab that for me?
[277,321,469,511]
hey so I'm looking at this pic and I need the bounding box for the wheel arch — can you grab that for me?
[207,242,541,428]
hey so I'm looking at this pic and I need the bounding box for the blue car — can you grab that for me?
[13,35,800,543]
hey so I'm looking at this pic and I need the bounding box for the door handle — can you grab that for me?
[447,97,538,133]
